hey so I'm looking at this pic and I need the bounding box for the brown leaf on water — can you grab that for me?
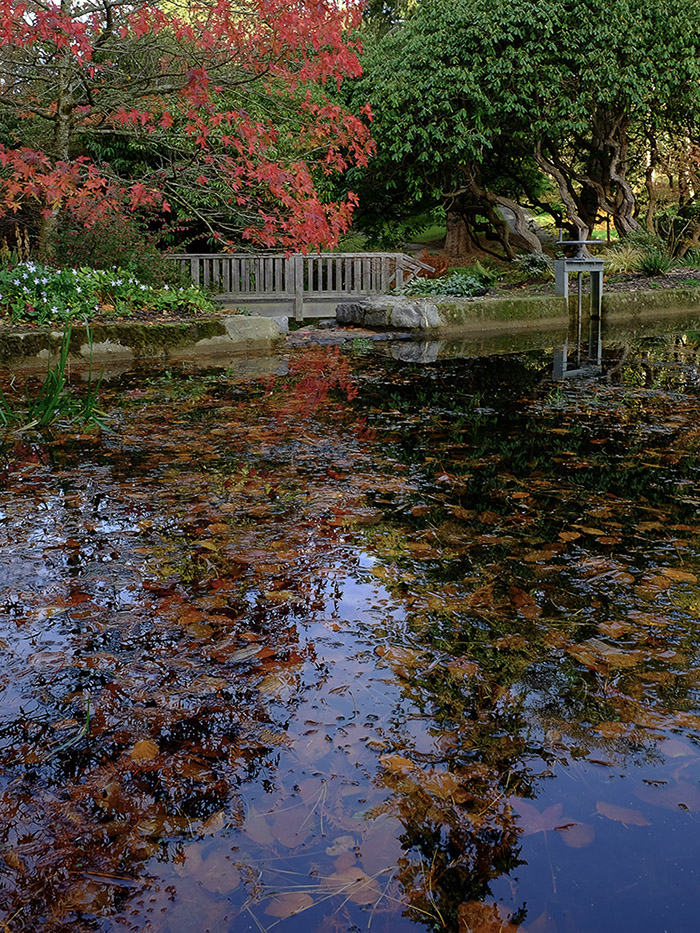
[375,644,423,667]
[129,739,159,761]
[567,638,642,672]
[509,798,566,835]
[379,753,415,774]
[594,721,628,738]
[634,780,700,813]
[597,620,631,638]
[321,866,382,905]
[265,893,314,918]
[661,568,698,584]
[558,530,581,542]
[411,768,465,800]
[195,850,241,894]
[595,800,650,827]
[446,657,481,678]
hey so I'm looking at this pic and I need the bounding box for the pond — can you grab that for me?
[1,319,700,932]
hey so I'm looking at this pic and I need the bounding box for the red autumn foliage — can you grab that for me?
[0,0,374,250]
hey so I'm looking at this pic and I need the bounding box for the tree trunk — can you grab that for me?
[444,209,472,257]
[39,0,73,255]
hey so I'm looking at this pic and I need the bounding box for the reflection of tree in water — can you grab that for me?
[0,352,374,929]
[350,347,700,928]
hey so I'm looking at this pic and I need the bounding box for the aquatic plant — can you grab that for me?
[0,326,107,430]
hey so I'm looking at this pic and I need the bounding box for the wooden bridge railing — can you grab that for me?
[167,252,434,320]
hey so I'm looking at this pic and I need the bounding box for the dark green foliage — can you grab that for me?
[352,0,700,245]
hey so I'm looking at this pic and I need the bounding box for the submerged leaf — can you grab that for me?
[595,801,650,827]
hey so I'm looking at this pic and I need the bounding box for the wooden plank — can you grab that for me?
[353,257,361,293]
[190,256,200,287]
[273,257,282,292]
[294,254,304,320]
[231,258,240,293]
[202,258,210,288]
[284,256,294,296]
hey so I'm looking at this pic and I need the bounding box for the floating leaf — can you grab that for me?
[509,798,566,835]
[129,739,159,762]
[379,754,415,774]
[321,866,382,905]
[634,781,700,813]
[557,821,595,848]
[661,568,698,584]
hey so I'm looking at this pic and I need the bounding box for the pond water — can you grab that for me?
[1,319,700,932]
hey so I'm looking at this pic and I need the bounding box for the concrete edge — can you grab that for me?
[336,290,700,333]
[0,314,285,369]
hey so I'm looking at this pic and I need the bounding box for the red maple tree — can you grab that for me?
[0,0,374,251]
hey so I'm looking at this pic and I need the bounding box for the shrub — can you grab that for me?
[401,271,487,297]
[43,212,186,288]
[0,261,217,325]
[598,243,644,274]
[513,252,554,279]
[637,250,673,276]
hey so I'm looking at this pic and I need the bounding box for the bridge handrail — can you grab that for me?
[166,252,435,320]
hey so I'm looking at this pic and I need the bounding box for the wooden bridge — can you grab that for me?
[168,252,433,320]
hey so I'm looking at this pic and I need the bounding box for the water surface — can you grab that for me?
[1,324,699,932]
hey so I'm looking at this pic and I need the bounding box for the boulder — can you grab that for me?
[336,296,440,330]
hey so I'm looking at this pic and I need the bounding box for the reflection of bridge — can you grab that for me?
[168,252,433,320]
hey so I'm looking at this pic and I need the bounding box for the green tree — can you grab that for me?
[353,0,700,254]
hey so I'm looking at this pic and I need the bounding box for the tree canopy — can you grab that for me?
[353,0,700,254]
[0,0,374,251]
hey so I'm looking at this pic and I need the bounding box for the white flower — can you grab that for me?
[140,284,147,291]
[163,285,169,290]
[76,286,82,293]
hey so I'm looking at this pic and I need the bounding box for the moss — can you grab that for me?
[602,288,700,316]
[0,315,281,368]
[436,295,568,325]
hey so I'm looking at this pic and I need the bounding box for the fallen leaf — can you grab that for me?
[661,568,698,584]
[379,754,415,774]
[634,780,700,812]
[595,800,650,827]
[265,893,314,918]
[129,739,159,761]
[321,866,382,905]
[556,821,595,848]
[509,798,566,835]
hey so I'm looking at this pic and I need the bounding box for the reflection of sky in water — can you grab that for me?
[0,336,699,931]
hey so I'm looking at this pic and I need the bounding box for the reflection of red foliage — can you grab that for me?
[264,347,373,441]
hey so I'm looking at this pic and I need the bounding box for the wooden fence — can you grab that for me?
[167,252,434,320]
